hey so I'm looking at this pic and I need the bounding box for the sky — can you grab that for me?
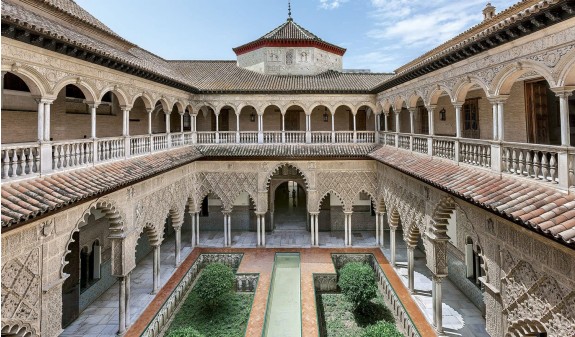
[75,0,519,73]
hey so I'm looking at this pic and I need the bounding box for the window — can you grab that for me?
[462,98,480,138]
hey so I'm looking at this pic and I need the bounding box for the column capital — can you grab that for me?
[34,97,55,104]
[343,211,353,215]
[146,108,154,114]
[432,274,446,282]
[120,105,133,112]
[487,95,509,104]
[408,107,417,114]
[86,101,101,109]
[551,86,575,98]
[452,102,464,109]
[255,211,267,216]
[425,104,437,113]
[309,211,320,216]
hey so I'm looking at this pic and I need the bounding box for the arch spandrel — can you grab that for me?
[493,60,556,96]
[98,86,129,107]
[5,65,49,97]
[52,77,98,102]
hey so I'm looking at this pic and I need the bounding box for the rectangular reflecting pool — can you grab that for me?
[263,253,302,337]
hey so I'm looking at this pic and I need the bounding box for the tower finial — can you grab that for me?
[288,1,292,21]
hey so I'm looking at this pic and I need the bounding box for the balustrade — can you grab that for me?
[569,152,575,190]
[384,132,396,147]
[152,134,168,150]
[219,132,236,144]
[335,131,353,143]
[398,135,410,150]
[412,136,428,154]
[170,133,183,147]
[356,131,375,143]
[459,140,491,168]
[130,135,151,156]
[183,132,194,145]
[1,143,41,180]
[52,139,93,171]
[196,132,214,144]
[239,131,258,144]
[263,131,282,144]
[311,131,332,144]
[284,131,305,143]
[432,138,455,160]
[502,143,560,183]
[97,137,125,162]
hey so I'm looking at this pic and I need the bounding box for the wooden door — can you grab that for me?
[349,110,367,130]
[285,110,300,131]
[525,80,549,144]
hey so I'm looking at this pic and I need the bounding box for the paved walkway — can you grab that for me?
[60,228,194,337]
[381,230,490,337]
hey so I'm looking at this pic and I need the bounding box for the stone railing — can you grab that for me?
[52,139,93,171]
[96,137,125,162]
[1,143,40,179]
[235,273,259,292]
[378,131,574,191]
[330,254,422,337]
[313,273,338,292]
[142,253,245,337]
[1,129,376,181]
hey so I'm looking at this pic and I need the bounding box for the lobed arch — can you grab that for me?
[315,189,345,213]
[60,199,125,278]
[97,86,129,107]
[140,223,162,246]
[196,188,228,212]
[452,76,491,103]
[4,66,49,97]
[428,196,457,241]
[52,77,97,102]
[264,162,310,191]
[229,189,258,212]
[493,60,556,96]
[505,319,547,337]
[405,222,422,247]
[131,93,154,110]
[426,84,454,107]
[388,208,402,229]
[1,321,35,337]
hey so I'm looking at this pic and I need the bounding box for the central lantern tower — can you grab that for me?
[232,6,346,76]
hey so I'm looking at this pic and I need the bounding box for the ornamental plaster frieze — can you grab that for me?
[377,23,575,108]
[1,40,190,107]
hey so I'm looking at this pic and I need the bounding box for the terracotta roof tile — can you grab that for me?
[369,146,575,247]
[1,147,203,229]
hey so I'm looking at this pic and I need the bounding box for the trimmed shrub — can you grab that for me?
[338,262,378,313]
[166,326,204,337]
[195,263,235,309]
[361,321,403,337]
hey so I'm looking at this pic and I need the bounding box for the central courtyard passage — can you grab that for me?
[263,253,302,337]
[125,248,437,337]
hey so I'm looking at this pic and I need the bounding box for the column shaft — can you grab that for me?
[344,213,348,246]
[90,105,96,138]
[175,227,181,266]
[455,104,462,138]
[195,213,200,245]
[433,276,444,333]
[558,93,571,146]
[223,213,228,246]
[125,272,131,327]
[44,102,51,141]
[491,102,498,140]
[118,276,126,334]
[390,228,396,266]
[310,213,315,245]
[191,212,196,247]
[37,100,44,141]
[261,215,266,246]
[257,215,261,246]
[408,247,415,293]
[147,111,153,134]
[497,102,504,141]
[152,245,160,293]
[375,213,380,245]
[166,113,171,134]
[227,214,232,247]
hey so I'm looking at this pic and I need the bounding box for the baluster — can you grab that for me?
[503,148,510,172]
[549,153,557,183]
[541,152,549,181]
[2,150,9,178]
[12,149,20,176]
[22,148,30,175]
[524,151,532,178]
[532,152,541,179]
[31,148,38,173]
[517,150,525,176]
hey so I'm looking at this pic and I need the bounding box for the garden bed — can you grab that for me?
[165,284,254,337]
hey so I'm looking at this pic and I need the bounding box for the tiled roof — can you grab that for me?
[1,147,203,229]
[170,61,392,93]
[197,144,378,158]
[2,1,191,86]
[233,19,346,56]
[262,19,323,41]
[34,0,123,40]
[368,146,575,247]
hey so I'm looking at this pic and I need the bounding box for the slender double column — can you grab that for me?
[117,271,132,334]
[407,245,415,293]
[375,211,385,247]
[432,275,445,333]
[190,212,200,247]
[223,212,232,247]
[256,212,266,246]
[343,211,353,246]
[309,212,319,246]
[152,244,161,294]
[390,226,397,266]
[174,226,182,266]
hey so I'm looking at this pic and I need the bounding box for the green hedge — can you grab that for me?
[361,321,403,337]
[195,263,235,309]
[338,262,378,313]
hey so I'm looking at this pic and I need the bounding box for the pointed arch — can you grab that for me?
[264,162,310,191]
[60,199,125,278]
[1,321,35,337]
[316,189,345,213]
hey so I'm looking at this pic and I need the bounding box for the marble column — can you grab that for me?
[89,104,98,139]
[310,213,315,245]
[261,214,266,246]
[375,212,380,245]
[353,113,357,143]
[454,103,463,138]
[390,227,397,266]
[118,276,126,334]
[174,226,181,266]
[195,213,200,246]
[257,214,261,246]
[152,245,160,294]
[236,113,240,143]
[190,211,196,247]
[497,101,505,141]
[555,89,573,146]
[432,275,444,333]
[36,99,45,141]
[407,246,415,293]
[125,272,131,327]
[380,211,386,248]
